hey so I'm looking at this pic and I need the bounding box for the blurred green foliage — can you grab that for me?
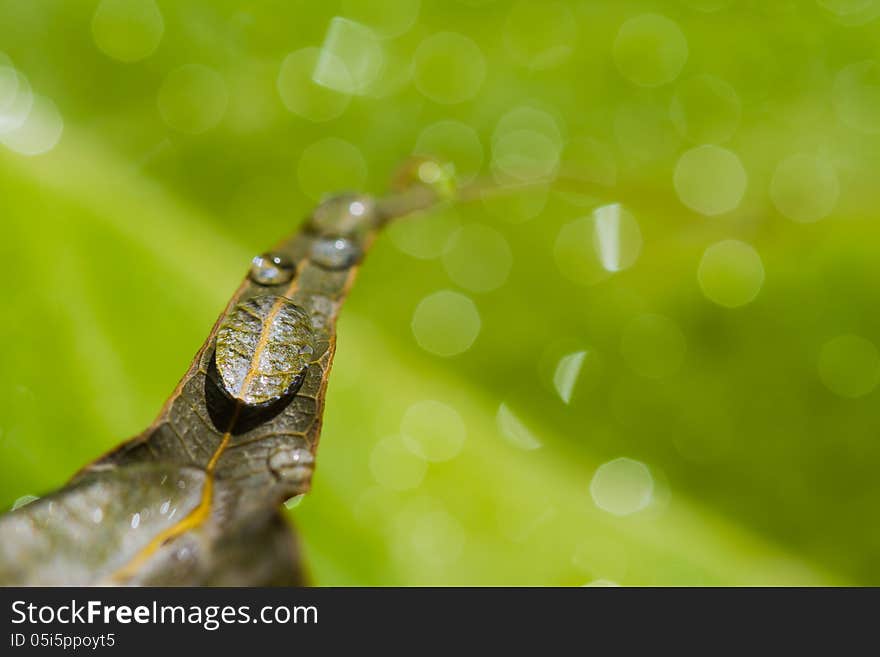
[2,0,880,585]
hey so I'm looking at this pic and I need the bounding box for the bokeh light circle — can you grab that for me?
[415,120,483,183]
[1,95,63,156]
[411,290,481,357]
[92,0,164,63]
[277,48,351,122]
[413,32,486,104]
[818,334,880,398]
[770,154,839,223]
[833,60,880,134]
[613,14,688,87]
[674,145,747,216]
[554,205,642,285]
[590,457,654,516]
[401,400,466,462]
[442,223,512,293]
[389,206,461,259]
[503,0,577,70]
[698,240,765,308]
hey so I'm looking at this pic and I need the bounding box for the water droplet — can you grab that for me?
[159,500,170,515]
[284,494,305,510]
[215,296,315,406]
[175,545,194,564]
[310,236,360,270]
[11,495,38,511]
[268,447,315,482]
[590,457,654,516]
[496,403,542,450]
[130,512,141,529]
[249,252,296,286]
[309,194,376,236]
[91,508,103,524]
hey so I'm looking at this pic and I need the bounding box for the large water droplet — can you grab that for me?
[215,296,315,406]
[249,252,296,286]
[268,447,315,482]
[309,194,375,236]
[310,236,360,270]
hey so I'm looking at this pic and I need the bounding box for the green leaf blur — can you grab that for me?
[2,0,879,585]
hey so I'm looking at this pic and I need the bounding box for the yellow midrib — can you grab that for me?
[108,406,238,584]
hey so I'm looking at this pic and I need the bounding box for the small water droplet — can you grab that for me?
[310,236,360,270]
[250,252,296,286]
[92,507,103,524]
[130,512,141,529]
[310,193,375,236]
[177,479,186,489]
[160,500,170,515]
[268,447,315,482]
[284,494,305,509]
[11,495,39,511]
[175,545,194,564]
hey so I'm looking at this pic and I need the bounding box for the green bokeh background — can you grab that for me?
[2,0,880,585]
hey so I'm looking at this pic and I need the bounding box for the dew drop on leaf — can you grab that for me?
[249,252,296,286]
[310,236,360,270]
[268,447,315,482]
[309,193,375,236]
[215,296,315,406]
